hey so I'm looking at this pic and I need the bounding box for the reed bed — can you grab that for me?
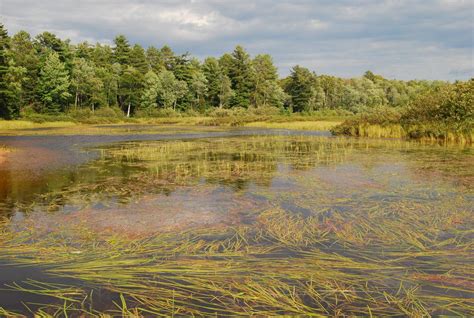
[333,123,474,144]
[244,120,342,131]
[0,134,472,316]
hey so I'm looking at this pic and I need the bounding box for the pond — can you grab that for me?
[0,126,472,316]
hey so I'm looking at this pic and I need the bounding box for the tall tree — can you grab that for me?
[35,32,73,71]
[146,46,164,74]
[9,31,39,107]
[113,35,131,66]
[156,70,187,110]
[91,43,113,68]
[285,66,316,112]
[203,57,223,107]
[252,54,285,108]
[71,57,104,110]
[37,51,71,114]
[160,45,176,71]
[140,70,160,111]
[0,23,13,118]
[218,74,234,109]
[189,71,208,111]
[118,66,142,116]
[130,44,148,74]
[228,46,256,108]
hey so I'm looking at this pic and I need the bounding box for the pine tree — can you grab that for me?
[146,46,164,74]
[286,66,316,112]
[10,31,40,107]
[113,35,131,66]
[0,23,12,118]
[228,46,256,108]
[37,51,71,114]
[130,44,149,74]
[252,54,284,108]
[203,57,223,107]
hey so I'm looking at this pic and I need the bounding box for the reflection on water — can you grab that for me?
[0,126,472,316]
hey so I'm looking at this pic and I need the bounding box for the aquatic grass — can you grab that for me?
[0,133,472,315]
[1,196,472,316]
[244,120,342,131]
[333,121,474,144]
[0,120,76,130]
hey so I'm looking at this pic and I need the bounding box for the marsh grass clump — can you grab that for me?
[332,80,474,143]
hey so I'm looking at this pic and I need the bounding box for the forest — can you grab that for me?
[0,23,472,142]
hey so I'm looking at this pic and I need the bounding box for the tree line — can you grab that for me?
[0,23,466,119]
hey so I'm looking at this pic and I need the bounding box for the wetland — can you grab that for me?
[0,125,472,316]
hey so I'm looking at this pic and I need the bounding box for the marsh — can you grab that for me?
[0,125,472,316]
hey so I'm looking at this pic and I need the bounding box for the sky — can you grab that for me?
[1,0,473,80]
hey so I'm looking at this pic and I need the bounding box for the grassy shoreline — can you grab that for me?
[0,116,344,135]
[1,116,471,144]
[331,122,473,144]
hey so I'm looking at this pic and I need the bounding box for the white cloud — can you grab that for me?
[1,0,472,80]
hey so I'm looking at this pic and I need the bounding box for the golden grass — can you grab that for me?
[0,120,76,130]
[333,122,474,144]
[244,120,342,130]
[0,115,345,136]
[0,134,472,316]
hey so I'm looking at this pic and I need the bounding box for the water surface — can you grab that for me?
[0,126,472,316]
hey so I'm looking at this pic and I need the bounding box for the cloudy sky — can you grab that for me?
[1,0,473,80]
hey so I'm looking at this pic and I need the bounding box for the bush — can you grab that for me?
[94,107,125,119]
[64,107,124,124]
[22,113,73,123]
[135,107,185,118]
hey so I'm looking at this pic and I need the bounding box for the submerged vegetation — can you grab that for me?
[0,131,472,316]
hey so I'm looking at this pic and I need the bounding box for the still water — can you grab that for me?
[0,126,472,316]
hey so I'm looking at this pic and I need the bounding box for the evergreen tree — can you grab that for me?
[146,46,164,74]
[130,44,149,74]
[113,35,131,66]
[10,31,39,106]
[252,54,284,107]
[74,41,93,59]
[228,46,256,108]
[4,60,27,117]
[119,66,142,116]
[218,74,234,108]
[91,43,113,68]
[35,32,73,71]
[0,23,13,119]
[203,57,223,107]
[160,46,176,71]
[285,66,316,112]
[37,51,71,114]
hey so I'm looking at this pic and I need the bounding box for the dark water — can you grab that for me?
[0,126,472,315]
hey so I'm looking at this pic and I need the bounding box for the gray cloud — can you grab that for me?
[1,0,473,80]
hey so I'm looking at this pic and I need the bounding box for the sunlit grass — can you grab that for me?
[0,120,76,130]
[333,122,474,144]
[0,133,472,316]
[244,120,342,130]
